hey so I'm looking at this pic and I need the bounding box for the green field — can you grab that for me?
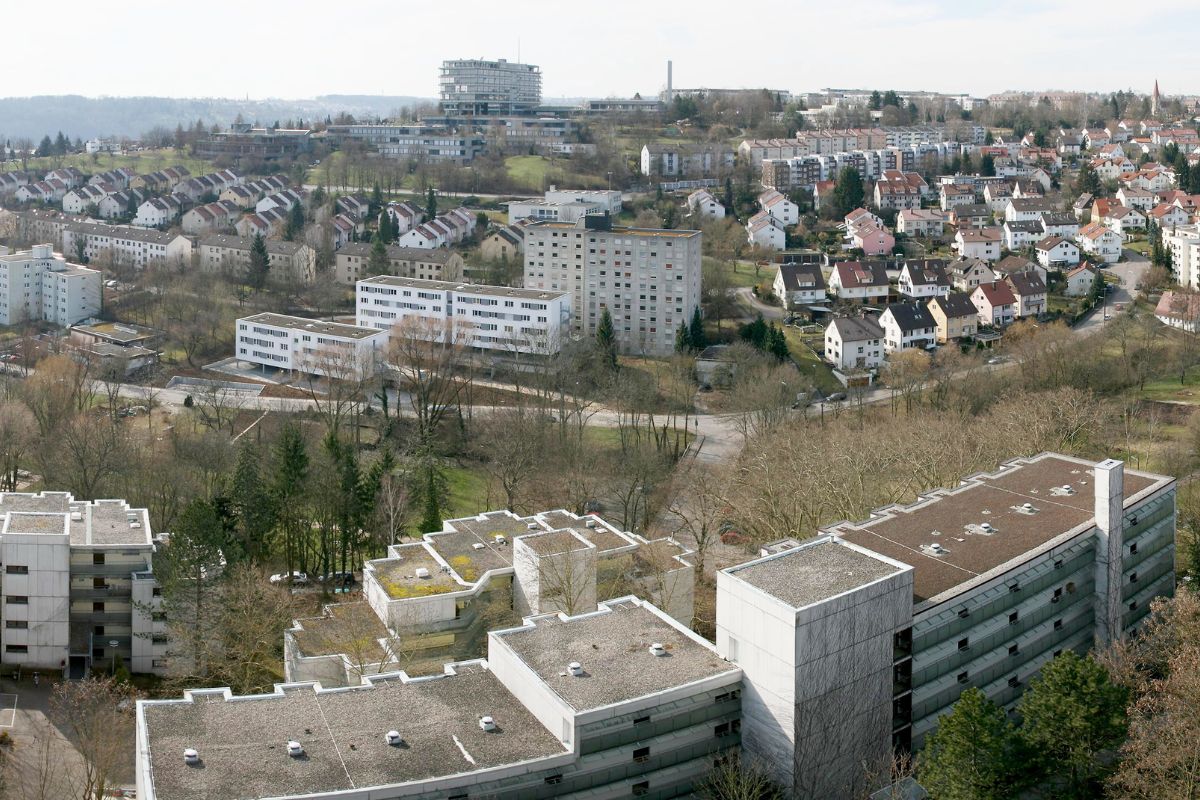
[781,327,842,394]
[8,148,216,179]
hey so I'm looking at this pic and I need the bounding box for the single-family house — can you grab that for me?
[849,222,895,256]
[948,257,997,292]
[747,211,786,251]
[1155,290,1200,332]
[879,302,937,354]
[1005,271,1047,318]
[971,281,1017,327]
[1035,236,1080,270]
[1101,205,1147,238]
[827,261,890,305]
[1038,212,1079,240]
[688,189,726,219]
[1149,203,1190,231]
[954,227,1002,261]
[773,263,827,312]
[1003,220,1043,251]
[1116,187,1155,211]
[896,208,946,238]
[939,183,977,211]
[134,196,183,228]
[824,316,884,370]
[949,204,992,230]
[1063,264,1098,297]
[1075,222,1123,263]
[1073,194,1094,221]
[982,182,1014,213]
[1005,198,1057,223]
[927,292,979,343]
[897,262,950,299]
[993,255,1048,284]
[758,190,798,225]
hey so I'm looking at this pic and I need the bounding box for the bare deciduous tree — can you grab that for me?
[49,676,136,800]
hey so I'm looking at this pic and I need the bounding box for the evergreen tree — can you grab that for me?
[596,308,618,370]
[920,688,1021,800]
[961,151,973,174]
[35,135,53,157]
[54,131,68,155]
[426,186,437,220]
[284,201,305,241]
[869,90,882,110]
[370,182,383,214]
[311,184,326,207]
[1075,160,1102,197]
[831,167,864,216]
[377,209,393,244]
[1016,650,1127,797]
[688,307,706,351]
[271,424,309,577]
[674,322,691,354]
[229,442,275,562]
[367,235,390,276]
[247,233,270,291]
[980,154,996,177]
[768,323,789,361]
[723,177,734,213]
[419,467,442,534]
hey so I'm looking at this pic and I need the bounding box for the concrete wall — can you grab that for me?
[1,531,71,668]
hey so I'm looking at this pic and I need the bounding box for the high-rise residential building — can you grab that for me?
[523,214,703,357]
[439,59,542,117]
[0,244,101,326]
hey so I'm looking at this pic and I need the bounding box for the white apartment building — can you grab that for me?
[543,188,622,216]
[506,198,603,224]
[687,189,726,219]
[61,222,193,270]
[0,492,168,677]
[356,276,570,355]
[0,244,101,326]
[235,313,388,379]
[523,215,703,357]
[1166,224,1200,290]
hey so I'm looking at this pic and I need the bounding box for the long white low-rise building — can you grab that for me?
[0,244,101,326]
[356,275,570,355]
[235,313,388,379]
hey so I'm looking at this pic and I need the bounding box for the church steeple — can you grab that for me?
[1152,79,1161,117]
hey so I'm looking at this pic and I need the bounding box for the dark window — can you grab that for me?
[633,746,650,763]
[544,775,562,786]
[957,607,969,619]
[4,645,27,654]
[1008,676,1020,688]
[1130,572,1138,583]
[93,578,106,589]
[1052,588,1063,603]
[92,647,104,659]
[633,782,650,797]
[633,715,650,725]
[4,621,26,629]
[4,565,27,575]
[957,671,969,684]
[1129,600,1138,611]
[93,602,104,613]
[5,596,27,605]
[1009,582,1020,593]
[93,625,104,636]
[715,722,732,737]
[957,637,969,651]
[1129,542,1138,555]
[1054,649,1063,657]
[1054,559,1063,569]
[152,587,162,597]
[1009,611,1019,625]
[1009,644,1019,656]
[1054,619,1063,630]
[93,553,105,565]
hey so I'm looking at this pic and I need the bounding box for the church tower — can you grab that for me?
[1152,79,1161,117]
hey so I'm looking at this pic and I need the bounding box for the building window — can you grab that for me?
[1054,619,1063,630]
[93,553,105,565]
[1008,676,1021,689]
[1009,644,1020,657]
[633,715,650,725]
[1129,542,1138,555]
[957,608,969,619]
[956,671,969,684]
[93,602,104,613]
[5,645,27,654]
[1009,582,1020,593]
[1054,559,1063,569]
[1129,600,1138,611]
[957,637,969,651]
[633,746,650,763]
[1130,572,1138,583]
[4,565,27,575]
[93,577,106,589]
[1009,611,1019,625]
[5,621,27,629]
[544,775,563,786]
[5,596,27,605]
[633,782,650,797]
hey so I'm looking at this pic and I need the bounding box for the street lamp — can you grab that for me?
[109,639,119,675]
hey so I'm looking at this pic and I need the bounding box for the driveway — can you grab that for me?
[1072,249,1148,336]
[733,287,783,321]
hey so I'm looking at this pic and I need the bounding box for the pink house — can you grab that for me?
[852,223,896,256]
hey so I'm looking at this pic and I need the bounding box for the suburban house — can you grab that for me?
[971,281,1017,327]
[824,316,884,370]
[948,257,997,291]
[1075,222,1123,263]
[954,228,1002,261]
[1073,194,1094,220]
[1155,290,1200,332]
[479,225,526,262]
[849,222,895,256]
[772,263,827,312]
[927,292,979,343]
[1005,198,1057,223]
[181,200,241,235]
[992,255,1048,284]
[758,190,799,225]
[982,182,1013,213]
[62,184,109,214]
[1102,205,1147,238]
[1064,264,1098,297]
[1038,211,1079,240]
[948,204,993,229]
[1035,235,1081,270]
[897,262,951,299]
[1149,203,1190,230]
[1002,219,1044,251]
[1005,271,1048,318]
[133,196,184,228]
[879,302,937,354]
[336,194,370,222]
[747,211,786,250]
[687,189,726,219]
[872,171,927,211]
[1116,187,1155,211]
[939,183,976,211]
[827,261,890,304]
[97,190,148,220]
[896,208,945,237]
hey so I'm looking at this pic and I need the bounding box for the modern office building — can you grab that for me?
[234,313,388,380]
[356,276,570,355]
[0,492,167,677]
[0,244,101,326]
[323,124,486,164]
[439,58,542,117]
[523,214,703,357]
[137,454,1177,800]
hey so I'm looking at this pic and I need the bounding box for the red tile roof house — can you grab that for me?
[1156,290,1200,333]
[828,261,891,305]
[971,281,1017,327]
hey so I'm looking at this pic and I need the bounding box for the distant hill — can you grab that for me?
[0,95,437,141]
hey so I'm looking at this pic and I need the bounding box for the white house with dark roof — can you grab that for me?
[824,315,884,368]
[879,302,937,353]
[772,263,826,311]
[1036,235,1080,270]
[897,262,950,299]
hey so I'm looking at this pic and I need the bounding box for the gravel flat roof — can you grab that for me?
[494,601,737,711]
[727,539,903,609]
[142,665,567,800]
[4,512,67,535]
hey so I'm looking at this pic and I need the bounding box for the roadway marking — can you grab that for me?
[0,693,19,727]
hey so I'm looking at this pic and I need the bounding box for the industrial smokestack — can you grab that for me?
[667,60,673,102]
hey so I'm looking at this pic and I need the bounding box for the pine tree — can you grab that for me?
[832,167,864,216]
[688,307,706,351]
[1075,160,1101,197]
[229,442,275,562]
[596,308,618,370]
[980,154,996,177]
[426,186,437,220]
[367,236,390,276]
[768,324,790,361]
[36,135,53,157]
[284,201,305,242]
[370,182,382,214]
[920,687,1021,800]
[674,322,691,354]
[377,209,393,244]
[419,468,442,534]
[247,233,270,291]
[271,424,309,577]
[723,177,734,213]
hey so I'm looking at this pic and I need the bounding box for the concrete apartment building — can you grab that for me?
[334,243,465,286]
[356,276,570,355]
[1165,223,1200,289]
[0,492,167,677]
[323,124,486,164]
[523,214,703,357]
[235,313,388,379]
[137,453,1173,800]
[0,244,101,326]
[59,222,192,270]
[199,236,316,284]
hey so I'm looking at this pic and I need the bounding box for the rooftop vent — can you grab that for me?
[286,740,304,757]
[649,643,667,657]
[70,511,83,522]
[183,748,200,765]
[479,716,497,732]
[921,543,950,557]
[585,519,597,529]
[526,523,539,531]
[494,535,507,545]
[1051,484,1076,496]
[414,567,431,579]
[472,542,486,550]
[568,661,584,676]
[979,522,995,534]
[385,730,403,746]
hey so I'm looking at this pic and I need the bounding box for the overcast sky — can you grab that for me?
[6,0,1196,100]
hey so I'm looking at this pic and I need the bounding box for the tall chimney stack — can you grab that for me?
[667,60,673,103]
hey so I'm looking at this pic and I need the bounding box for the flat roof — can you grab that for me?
[517,529,592,556]
[0,493,152,546]
[140,664,567,800]
[833,454,1171,604]
[4,512,67,535]
[526,220,701,238]
[240,313,382,340]
[726,538,904,609]
[358,275,566,301]
[493,600,737,711]
[291,602,392,662]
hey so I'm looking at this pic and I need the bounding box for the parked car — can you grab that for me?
[320,571,356,586]
[269,571,308,585]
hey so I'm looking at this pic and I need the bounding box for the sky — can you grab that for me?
[6,0,1200,100]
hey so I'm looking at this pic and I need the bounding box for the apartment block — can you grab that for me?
[235,313,387,379]
[0,492,167,677]
[523,214,702,357]
[199,235,316,284]
[334,243,465,286]
[61,222,192,270]
[0,244,101,326]
[356,275,570,355]
[439,58,542,116]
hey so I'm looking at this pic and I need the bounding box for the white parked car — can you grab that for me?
[269,571,308,585]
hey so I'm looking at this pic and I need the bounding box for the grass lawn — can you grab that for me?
[443,464,492,517]
[1125,239,1150,255]
[782,327,843,394]
[13,148,216,179]
[1139,365,1200,405]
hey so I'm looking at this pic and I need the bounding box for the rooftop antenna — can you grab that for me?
[517,37,521,64]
